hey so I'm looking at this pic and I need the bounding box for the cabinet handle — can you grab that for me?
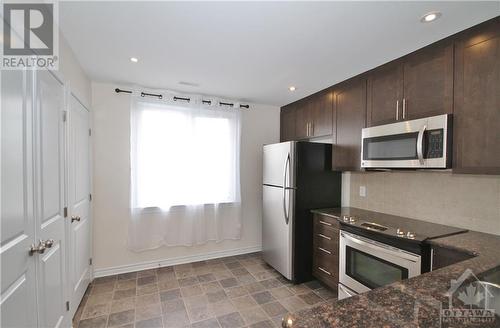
[396,100,399,120]
[319,220,332,226]
[402,98,406,119]
[306,123,309,137]
[71,215,81,223]
[318,247,332,255]
[317,233,331,240]
[318,267,331,276]
[311,122,314,136]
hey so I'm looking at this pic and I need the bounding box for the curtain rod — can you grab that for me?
[115,88,250,109]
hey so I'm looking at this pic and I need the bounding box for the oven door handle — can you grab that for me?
[340,231,420,262]
[417,124,427,165]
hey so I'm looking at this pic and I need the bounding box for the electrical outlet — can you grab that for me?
[359,186,366,197]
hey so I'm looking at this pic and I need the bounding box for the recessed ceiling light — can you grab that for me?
[289,86,296,91]
[421,11,441,23]
[130,57,139,63]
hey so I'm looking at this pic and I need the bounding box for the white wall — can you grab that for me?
[59,35,92,107]
[91,82,280,274]
[342,171,500,235]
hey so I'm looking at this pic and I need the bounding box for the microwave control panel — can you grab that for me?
[425,129,444,159]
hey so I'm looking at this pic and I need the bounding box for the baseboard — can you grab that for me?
[93,245,262,278]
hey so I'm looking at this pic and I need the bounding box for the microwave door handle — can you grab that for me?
[417,124,427,165]
[283,153,290,225]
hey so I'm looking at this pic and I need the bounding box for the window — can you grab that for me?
[130,100,241,209]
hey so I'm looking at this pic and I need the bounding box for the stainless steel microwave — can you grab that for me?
[361,114,452,169]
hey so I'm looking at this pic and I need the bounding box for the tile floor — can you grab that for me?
[73,252,337,328]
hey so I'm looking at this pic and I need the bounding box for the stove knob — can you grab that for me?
[406,232,415,239]
[396,229,405,236]
[342,215,350,222]
[349,216,357,223]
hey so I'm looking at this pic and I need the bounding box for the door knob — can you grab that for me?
[71,215,81,223]
[44,239,54,248]
[29,240,47,255]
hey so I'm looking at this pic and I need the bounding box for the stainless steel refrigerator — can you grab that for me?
[262,141,341,283]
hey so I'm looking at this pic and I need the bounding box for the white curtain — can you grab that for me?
[128,96,242,251]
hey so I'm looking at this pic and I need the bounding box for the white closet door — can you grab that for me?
[1,70,38,328]
[34,70,67,328]
[67,94,91,316]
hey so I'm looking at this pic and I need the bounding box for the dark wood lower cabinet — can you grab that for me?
[432,245,474,271]
[312,214,339,290]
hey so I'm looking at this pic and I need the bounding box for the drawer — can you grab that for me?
[313,236,338,258]
[313,214,339,229]
[313,222,339,242]
[313,249,338,272]
[313,254,339,288]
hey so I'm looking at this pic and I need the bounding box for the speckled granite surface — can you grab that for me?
[283,208,500,328]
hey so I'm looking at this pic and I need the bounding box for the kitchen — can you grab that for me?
[1,2,499,328]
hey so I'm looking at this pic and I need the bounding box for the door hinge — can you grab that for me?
[62,111,67,122]
[66,301,70,311]
[63,207,68,218]
[89,128,92,136]
[89,258,93,265]
[89,193,92,201]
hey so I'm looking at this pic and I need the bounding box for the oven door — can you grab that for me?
[339,231,421,294]
[361,114,451,169]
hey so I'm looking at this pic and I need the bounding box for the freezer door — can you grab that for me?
[263,141,295,188]
[262,185,294,280]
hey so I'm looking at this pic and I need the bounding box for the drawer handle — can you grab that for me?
[319,220,332,227]
[318,267,331,276]
[318,247,332,255]
[317,233,331,240]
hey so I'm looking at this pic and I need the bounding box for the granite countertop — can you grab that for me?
[283,208,500,328]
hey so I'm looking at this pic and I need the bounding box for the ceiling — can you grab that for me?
[59,1,499,106]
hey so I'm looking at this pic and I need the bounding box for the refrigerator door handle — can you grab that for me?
[283,153,290,225]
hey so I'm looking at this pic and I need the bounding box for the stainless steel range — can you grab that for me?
[334,208,467,300]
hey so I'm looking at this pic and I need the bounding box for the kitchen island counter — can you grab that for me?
[282,208,500,327]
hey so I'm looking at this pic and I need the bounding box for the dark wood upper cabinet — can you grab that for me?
[453,18,500,175]
[333,78,367,171]
[367,41,453,127]
[280,105,296,142]
[309,90,333,138]
[287,91,333,140]
[280,17,499,174]
[403,42,454,120]
[294,100,310,139]
[367,61,403,126]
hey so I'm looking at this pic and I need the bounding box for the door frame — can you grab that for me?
[64,89,93,320]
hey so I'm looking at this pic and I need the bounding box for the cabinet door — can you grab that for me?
[403,42,454,120]
[280,106,296,142]
[333,79,367,170]
[1,70,38,328]
[35,69,67,328]
[453,18,500,174]
[310,90,333,138]
[67,95,92,317]
[294,100,310,139]
[367,61,403,126]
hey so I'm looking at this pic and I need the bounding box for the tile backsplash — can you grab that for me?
[343,171,500,235]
